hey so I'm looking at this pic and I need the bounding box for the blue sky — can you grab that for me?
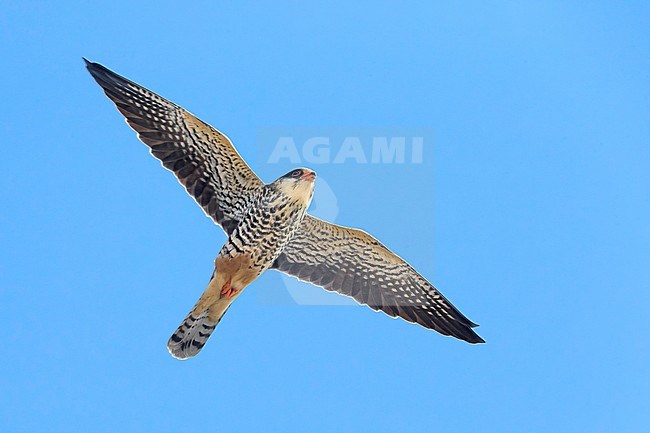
[1,1,649,432]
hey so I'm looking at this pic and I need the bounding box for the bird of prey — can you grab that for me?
[84,59,484,359]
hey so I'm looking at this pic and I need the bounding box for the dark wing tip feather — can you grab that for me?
[414,300,481,341]
[84,58,116,83]
[448,320,485,344]
[84,58,117,79]
[84,59,132,98]
[84,58,178,108]
[472,334,486,344]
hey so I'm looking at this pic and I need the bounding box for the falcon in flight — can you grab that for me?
[85,59,484,359]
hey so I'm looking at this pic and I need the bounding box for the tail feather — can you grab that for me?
[167,306,229,360]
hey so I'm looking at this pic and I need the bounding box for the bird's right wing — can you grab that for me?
[85,59,263,234]
[272,215,484,344]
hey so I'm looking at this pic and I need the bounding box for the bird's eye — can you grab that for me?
[291,170,302,178]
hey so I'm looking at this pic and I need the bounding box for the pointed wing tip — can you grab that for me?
[84,58,106,74]
[83,58,117,84]
[82,57,98,71]
[472,335,486,344]
[83,57,105,82]
[462,329,485,344]
[456,318,485,343]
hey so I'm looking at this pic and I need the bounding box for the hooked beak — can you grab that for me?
[300,169,316,182]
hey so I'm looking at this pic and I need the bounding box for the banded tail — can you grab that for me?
[167,304,230,360]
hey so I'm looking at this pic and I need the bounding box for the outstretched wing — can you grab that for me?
[272,215,484,343]
[85,59,263,234]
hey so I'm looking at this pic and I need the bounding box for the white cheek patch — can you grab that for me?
[276,180,296,196]
[278,180,314,205]
[294,182,315,206]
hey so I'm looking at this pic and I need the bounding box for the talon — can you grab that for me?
[220,280,231,296]
[220,280,237,298]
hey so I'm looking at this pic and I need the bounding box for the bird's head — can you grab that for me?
[273,168,317,205]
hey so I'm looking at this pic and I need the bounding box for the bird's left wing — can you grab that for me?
[85,59,263,234]
[272,215,484,343]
